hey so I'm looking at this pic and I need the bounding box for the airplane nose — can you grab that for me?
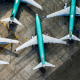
[36,14,38,16]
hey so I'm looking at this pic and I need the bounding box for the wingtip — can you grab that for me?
[33,67,37,70]
[40,6,43,10]
[7,62,9,64]
[64,41,67,44]
[20,23,22,26]
[52,65,56,67]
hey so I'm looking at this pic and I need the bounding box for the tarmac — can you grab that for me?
[0,0,80,80]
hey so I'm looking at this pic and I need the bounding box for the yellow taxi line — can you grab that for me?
[0,21,18,53]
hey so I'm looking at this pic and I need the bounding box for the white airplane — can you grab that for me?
[0,36,20,64]
[44,1,80,41]
[1,0,43,25]
[15,14,67,70]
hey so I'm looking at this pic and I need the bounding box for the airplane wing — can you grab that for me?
[20,0,43,10]
[0,37,20,43]
[76,7,80,16]
[15,36,37,51]
[44,7,70,18]
[15,34,66,51]
[43,34,66,44]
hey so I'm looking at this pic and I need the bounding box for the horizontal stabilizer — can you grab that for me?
[72,35,80,41]
[13,18,22,25]
[1,17,11,22]
[0,60,9,64]
[1,17,22,25]
[33,62,42,70]
[33,62,55,70]
[60,34,70,40]
[60,34,80,41]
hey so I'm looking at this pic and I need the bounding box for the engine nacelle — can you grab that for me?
[64,3,67,9]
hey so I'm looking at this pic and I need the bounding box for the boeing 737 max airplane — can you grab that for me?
[44,0,80,41]
[1,0,43,25]
[15,14,67,70]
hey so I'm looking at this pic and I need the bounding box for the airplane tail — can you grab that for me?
[1,17,22,25]
[60,34,80,41]
[0,60,9,64]
[33,62,55,70]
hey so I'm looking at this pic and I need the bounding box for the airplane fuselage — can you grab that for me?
[11,0,21,20]
[35,14,45,65]
[69,0,76,37]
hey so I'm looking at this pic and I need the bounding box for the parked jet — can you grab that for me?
[44,0,80,41]
[0,36,20,64]
[1,0,43,25]
[15,14,66,70]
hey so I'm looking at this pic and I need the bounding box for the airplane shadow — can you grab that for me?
[8,2,36,33]
[0,44,19,57]
[15,45,46,74]
[15,46,38,65]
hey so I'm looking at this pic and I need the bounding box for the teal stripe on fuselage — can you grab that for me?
[11,0,21,20]
[35,15,45,64]
[69,0,76,37]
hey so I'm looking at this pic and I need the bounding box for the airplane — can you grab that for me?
[0,36,20,64]
[15,14,67,70]
[1,0,43,25]
[44,0,80,41]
